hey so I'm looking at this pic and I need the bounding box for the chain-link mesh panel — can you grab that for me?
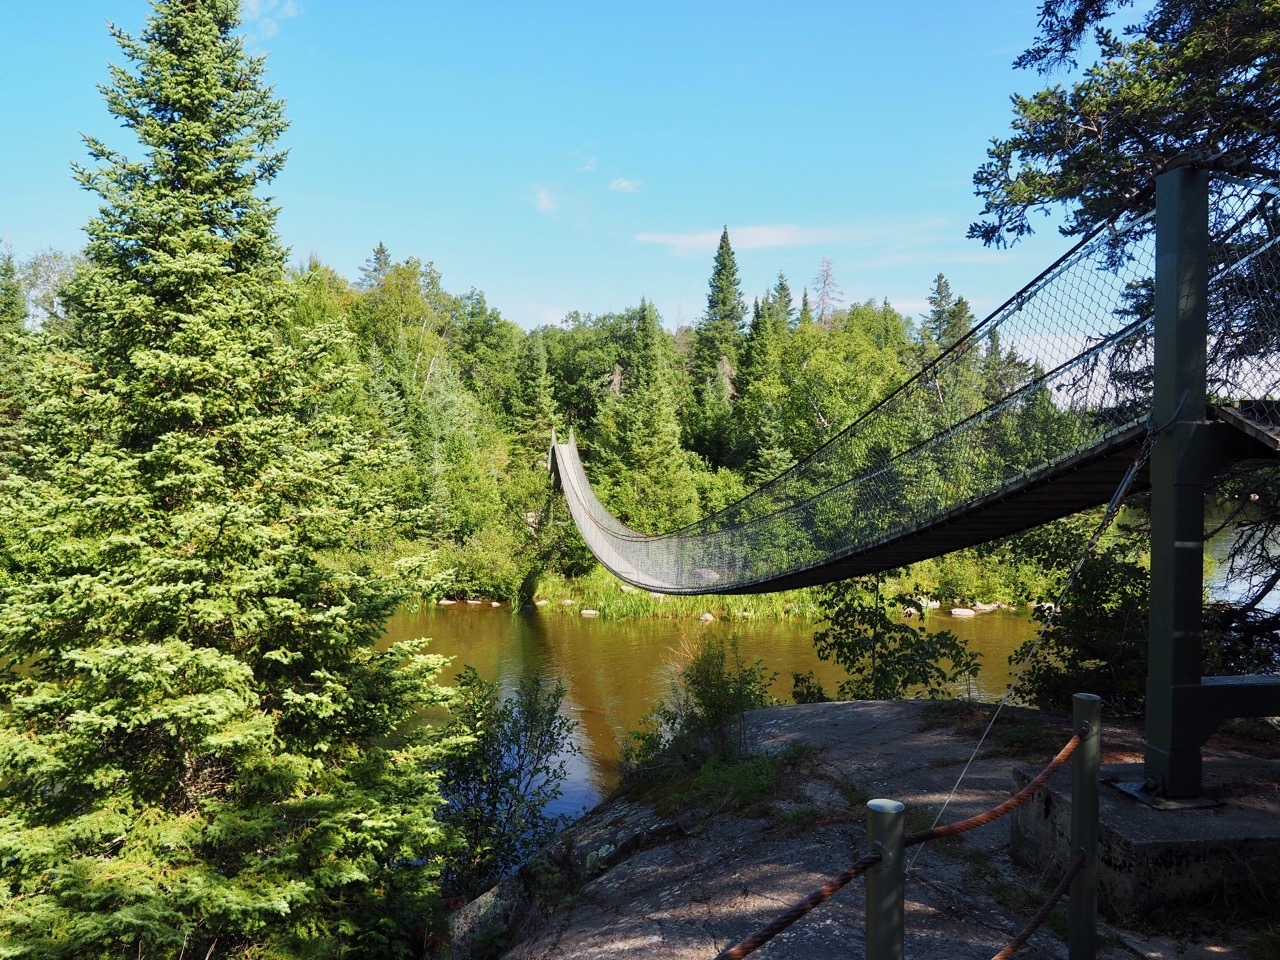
[1207,175,1280,430]
[552,173,1278,594]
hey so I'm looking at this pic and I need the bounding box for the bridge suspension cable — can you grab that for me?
[551,174,1280,595]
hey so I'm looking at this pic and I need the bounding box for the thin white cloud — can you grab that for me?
[633,218,1024,268]
[242,0,300,42]
[610,178,642,193]
[634,229,720,256]
[636,224,861,256]
[534,187,555,214]
[575,155,598,173]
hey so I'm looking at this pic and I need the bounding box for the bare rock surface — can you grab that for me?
[446,700,1255,960]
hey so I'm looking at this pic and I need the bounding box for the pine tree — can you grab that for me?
[358,240,392,290]
[971,0,1280,245]
[0,246,26,331]
[736,274,795,467]
[510,330,557,465]
[798,288,815,327]
[921,273,973,350]
[691,227,745,386]
[0,245,30,489]
[593,301,701,531]
[770,272,794,328]
[0,4,454,957]
[688,228,745,466]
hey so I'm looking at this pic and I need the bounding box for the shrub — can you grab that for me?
[439,668,578,901]
[620,634,778,789]
[814,573,980,700]
[791,669,833,704]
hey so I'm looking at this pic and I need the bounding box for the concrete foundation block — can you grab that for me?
[1010,754,1280,920]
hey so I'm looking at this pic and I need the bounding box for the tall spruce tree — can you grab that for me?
[510,330,558,465]
[0,247,26,331]
[798,288,814,327]
[0,4,454,957]
[688,227,745,466]
[592,300,701,531]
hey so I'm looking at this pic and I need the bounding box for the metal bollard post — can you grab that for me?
[866,798,905,960]
[1070,693,1101,960]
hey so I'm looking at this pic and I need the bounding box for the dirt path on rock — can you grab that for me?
[446,700,1258,960]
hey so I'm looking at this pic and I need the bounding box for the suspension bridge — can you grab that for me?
[551,170,1279,595]
[551,166,1280,799]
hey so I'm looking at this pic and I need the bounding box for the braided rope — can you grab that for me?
[710,730,1083,959]
[712,852,883,960]
[906,729,1083,846]
[990,851,1087,960]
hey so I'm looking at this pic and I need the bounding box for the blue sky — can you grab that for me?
[2,1,1088,329]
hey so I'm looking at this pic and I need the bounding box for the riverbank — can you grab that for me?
[424,566,1042,624]
[443,700,1276,960]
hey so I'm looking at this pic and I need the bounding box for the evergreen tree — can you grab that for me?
[357,240,392,290]
[971,0,1279,244]
[0,4,454,957]
[695,228,747,374]
[510,330,557,464]
[0,246,26,331]
[798,288,814,327]
[688,228,745,466]
[0,246,31,501]
[592,301,701,531]
[736,274,796,468]
[919,273,974,356]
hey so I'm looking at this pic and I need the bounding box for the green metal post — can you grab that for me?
[866,798,905,960]
[1069,693,1101,960]
[1146,163,1213,798]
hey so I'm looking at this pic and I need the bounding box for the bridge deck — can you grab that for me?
[551,407,1278,596]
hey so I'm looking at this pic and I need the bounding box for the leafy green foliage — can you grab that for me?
[620,634,781,814]
[0,4,458,956]
[814,574,981,700]
[1009,519,1152,713]
[1012,513,1280,714]
[621,635,778,775]
[972,0,1280,245]
[439,668,577,901]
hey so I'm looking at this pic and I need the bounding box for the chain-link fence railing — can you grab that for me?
[553,173,1279,594]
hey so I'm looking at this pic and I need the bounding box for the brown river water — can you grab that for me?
[382,604,1038,817]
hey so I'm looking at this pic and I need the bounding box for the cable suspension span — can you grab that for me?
[550,174,1280,596]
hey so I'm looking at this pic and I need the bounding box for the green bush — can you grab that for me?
[439,668,578,901]
[1010,526,1150,712]
[438,525,530,601]
[814,573,981,700]
[791,669,833,703]
[620,634,778,790]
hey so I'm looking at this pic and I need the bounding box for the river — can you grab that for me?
[382,603,1039,817]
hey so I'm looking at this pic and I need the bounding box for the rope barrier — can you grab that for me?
[906,729,1083,847]
[710,728,1084,959]
[990,851,1087,960]
[711,852,883,960]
